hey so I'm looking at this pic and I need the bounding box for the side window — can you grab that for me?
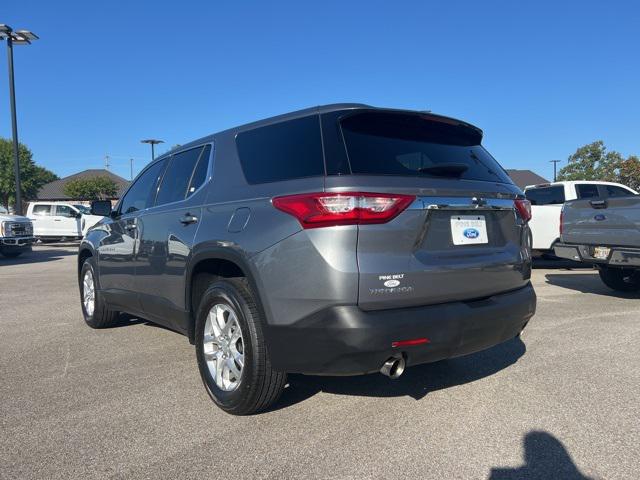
[606,185,634,197]
[119,160,166,215]
[525,186,565,205]
[155,146,205,206]
[32,204,51,216]
[187,144,212,197]
[576,184,600,199]
[236,115,324,184]
[55,205,73,217]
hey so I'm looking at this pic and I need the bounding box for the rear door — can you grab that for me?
[136,144,212,331]
[29,204,56,236]
[322,110,530,310]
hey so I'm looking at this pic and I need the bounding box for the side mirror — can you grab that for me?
[91,200,113,217]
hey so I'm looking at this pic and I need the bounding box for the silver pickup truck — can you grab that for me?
[0,205,35,258]
[554,195,640,291]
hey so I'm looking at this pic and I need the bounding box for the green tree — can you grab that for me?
[618,156,640,191]
[557,141,624,182]
[63,176,118,200]
[0,138,59,210]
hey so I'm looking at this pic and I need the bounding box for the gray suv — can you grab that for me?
[79,104,536,415]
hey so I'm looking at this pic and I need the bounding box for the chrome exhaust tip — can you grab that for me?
[380,355,406,379]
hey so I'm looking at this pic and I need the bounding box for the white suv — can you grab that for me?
[524,181,637,253]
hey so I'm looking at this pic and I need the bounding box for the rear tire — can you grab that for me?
[80,258,120,328]
[195,278,287,415]
[598,266,640,292]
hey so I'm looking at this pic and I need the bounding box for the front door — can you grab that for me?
[52,204,81,237]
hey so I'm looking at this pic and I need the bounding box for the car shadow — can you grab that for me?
[545,273,640,299]
[489,431,593,479]
[0,247,77,265]
[532,257,589,270]
[271,336,526,411]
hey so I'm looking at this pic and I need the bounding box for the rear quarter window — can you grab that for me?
[236,115,324,184]
[525,186,565,205]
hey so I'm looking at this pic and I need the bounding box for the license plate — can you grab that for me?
[593,246,611,260]
[450,215,488,245]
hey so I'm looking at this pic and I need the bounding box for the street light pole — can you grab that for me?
[141,139,164,162]
[1,25,38,214]
[6,35,22,213]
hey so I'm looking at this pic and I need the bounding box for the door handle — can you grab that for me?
[590,199,607,209]
[54,219,61,222]
[180,214,198,225]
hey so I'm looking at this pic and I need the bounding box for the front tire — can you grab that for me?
[195,278,286,415]
[80,258,120,328]
[598,266,640,292]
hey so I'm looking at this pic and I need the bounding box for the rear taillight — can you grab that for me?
[272,192,415,229]
[514,199,532,222]
[559,208,564,235]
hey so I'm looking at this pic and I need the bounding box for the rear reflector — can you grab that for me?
[392,338,430,348]
[514,199,532,222]
[272,192,415,229]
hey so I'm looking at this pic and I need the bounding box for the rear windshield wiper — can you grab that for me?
[417,162,469,177]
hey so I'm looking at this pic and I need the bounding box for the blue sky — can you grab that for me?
[1,1,639,181]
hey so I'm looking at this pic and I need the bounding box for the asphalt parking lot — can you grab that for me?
[1,245,639,479]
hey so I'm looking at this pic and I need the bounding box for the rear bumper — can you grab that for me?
[1,236,35,247]
[554,243,640,267]
[267,283,536,375]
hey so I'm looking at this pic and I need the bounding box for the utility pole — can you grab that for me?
[550,159,561,182]
[104,154,110,170]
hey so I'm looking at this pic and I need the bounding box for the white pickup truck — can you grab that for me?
[0,205,35,257]
[26,202,103,241]
[524,181,637,254]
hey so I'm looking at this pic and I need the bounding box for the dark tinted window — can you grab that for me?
[32,204,51,216]
[187,144,212,197]
[236,116,324,184]
[156,147,205,206]
[119,160,166,215]
[339,112,512,183]
[606,185,634,197]
[576,184,600,199]
[525,186,565,205]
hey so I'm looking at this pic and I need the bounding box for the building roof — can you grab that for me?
[36,169,130,200]
[506,169,550,190]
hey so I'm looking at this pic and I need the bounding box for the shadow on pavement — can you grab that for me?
[545,273,640,299]
[532,257,590,270]
[489,431,593,479]
[0,247,77,265]
[273,336,526,411]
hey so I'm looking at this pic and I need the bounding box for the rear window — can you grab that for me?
[32,204,52,216]
[236,116,324,184]
[525,186,565,205]
[576,184,600,199]
[338,111,512,183]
